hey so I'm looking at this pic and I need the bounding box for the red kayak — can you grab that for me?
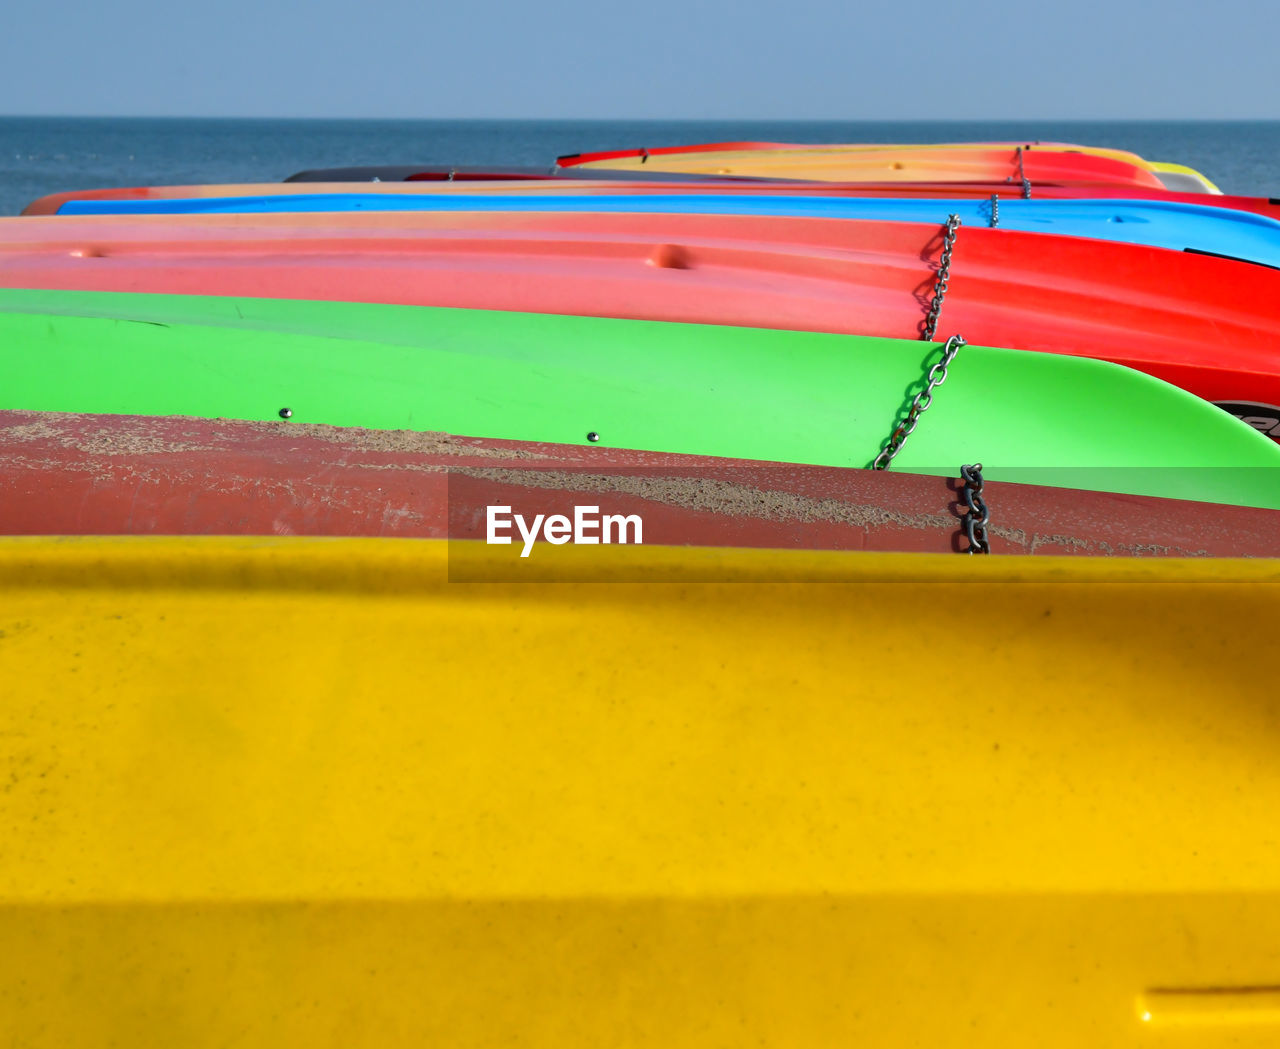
[4,410,1278,557]
[3,209,1278,431]
[25,180,1279,221]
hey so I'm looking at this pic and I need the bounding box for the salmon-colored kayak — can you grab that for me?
[4,209,1278,433]
[7,410,1280,557]
[25,181,1277,221]
[554,144,1168,188]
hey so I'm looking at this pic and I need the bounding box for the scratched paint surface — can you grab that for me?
[2,411,1279,554]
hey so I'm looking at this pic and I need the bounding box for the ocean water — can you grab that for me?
[1,117,1278,216]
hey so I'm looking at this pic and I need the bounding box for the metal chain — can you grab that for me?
[1016,146,1032,198]
[872,215,967,471]
[960,463,991,554]
[872,335,968,470]
[921,214,961,343]
[988,194,999,227]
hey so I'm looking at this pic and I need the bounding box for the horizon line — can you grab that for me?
[3,113,1278,123]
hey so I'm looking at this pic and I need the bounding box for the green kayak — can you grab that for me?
[1,288,1278,509]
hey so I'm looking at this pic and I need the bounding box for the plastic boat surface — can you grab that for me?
[4,211,1278,429]
[25,182,1278,220]
[1148,161,1221,193]
[6,410,1280,556]
[556,139,1220,188]
[0,289,1278,509]
[552,144,1168,186]
[3,536,1280,1048]
[50,193,1280,269]
[555,137,1138,163]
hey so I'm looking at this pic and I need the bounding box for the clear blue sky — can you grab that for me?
[2,0,1275,119]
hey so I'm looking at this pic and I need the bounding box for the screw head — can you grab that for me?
[279,408,293,419]
[586,431,600,443]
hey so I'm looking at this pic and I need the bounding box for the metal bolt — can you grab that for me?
[279,408,293,419]
[586,431,600,443]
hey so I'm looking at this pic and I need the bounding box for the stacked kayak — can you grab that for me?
[4,137,1280,1049]
[557,142,1172,186]
[11,410,1280,555]
[554,139,1222,191]
[39,192,1280,268]
[4,286,1280,510]
[26,176,1280,219]
[6,537,1280,1049]
[5,211,1279,418]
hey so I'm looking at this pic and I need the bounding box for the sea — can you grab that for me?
[1,117,1278,215]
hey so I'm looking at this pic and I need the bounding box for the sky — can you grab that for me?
[1,0,1276,119]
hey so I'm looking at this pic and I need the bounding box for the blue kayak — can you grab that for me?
[55,194,1280,269]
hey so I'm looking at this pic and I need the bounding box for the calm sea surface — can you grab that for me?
[1,117,1277,216]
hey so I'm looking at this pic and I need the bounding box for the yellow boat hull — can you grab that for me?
[2,537,1279,1047]
[1149,159,1223,192]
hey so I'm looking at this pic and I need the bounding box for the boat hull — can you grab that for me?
[554,143,1169,187]
[23,180,1279,219]
[5,410,1279,556]
[554,140,1223,192]
[1,290,1278,509]
[3,211,1278,426]
[47,193,1280,269]
[2,537,1280,1048]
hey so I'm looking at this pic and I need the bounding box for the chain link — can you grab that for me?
[921,214,961,343]
[988,194,999,227]
[872,214,967,471]
[960,463,991,554]
[1016,146,1032,199]
[872,335,967,470]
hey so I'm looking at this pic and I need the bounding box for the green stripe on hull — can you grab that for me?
[1,289,1278,509]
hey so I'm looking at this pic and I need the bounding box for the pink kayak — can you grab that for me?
[3,209,1278,429]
